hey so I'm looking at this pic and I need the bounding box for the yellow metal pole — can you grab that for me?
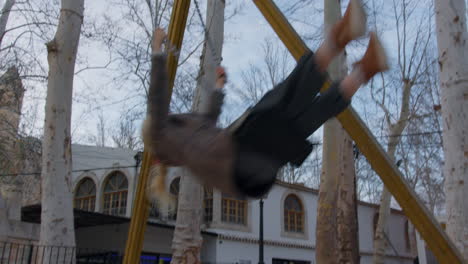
[252,0,465,263]
[123,1,191,263]
[166,0,192,92]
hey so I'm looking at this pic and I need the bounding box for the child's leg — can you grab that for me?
[243,0,366,118]
[259,51,318,107]
[293,83,351,137]
[294,32,388,137]
[232,0,369,171]
[280,0,367,117]
[315,0,367,73]
[340,32,388,100]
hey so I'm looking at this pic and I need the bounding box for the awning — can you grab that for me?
[21,204,217,236]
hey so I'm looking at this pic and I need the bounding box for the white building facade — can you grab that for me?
[2,144,416,263]
[68,145,415,264]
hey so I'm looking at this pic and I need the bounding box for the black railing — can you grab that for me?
[0,241,123,264]
[0,241,263,264]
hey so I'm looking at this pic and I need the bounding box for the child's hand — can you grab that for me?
[215,66,227,89]
[152,27,167,53]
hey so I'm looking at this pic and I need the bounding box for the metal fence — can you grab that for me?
[0,241,123,264]
[0,241,266,264]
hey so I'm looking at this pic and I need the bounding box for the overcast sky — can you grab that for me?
[13,0,439,149]
[5,0,452,203]
[63,0,327,145]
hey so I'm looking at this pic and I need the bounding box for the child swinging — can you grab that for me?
[144,0,388,200]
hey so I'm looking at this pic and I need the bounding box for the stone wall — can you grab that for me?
[0,183,40,242]
[0,67,41,206]
[0,67,25,175]
[17,137,42,206]
[0,67,24,131]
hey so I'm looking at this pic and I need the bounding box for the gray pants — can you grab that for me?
[233,51,350,197]
[234,51,350,163]
[262,51,350,137]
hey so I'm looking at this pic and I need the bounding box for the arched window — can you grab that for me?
[74,178,96,211]
[222,193,247,225]
[284,194,304,233]
[204,187,213,223]
[168,177,180,221]
[103,171,128,216]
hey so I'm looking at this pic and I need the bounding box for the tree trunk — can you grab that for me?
[316,119,340,264]
[337,130,360,264]
[374,81,414,264]
[373,187,391,264]
[39,0,84,262]
[434,0,468,260]
[0,0,15,48]
[317,1,358,263]
[171,0,225,263]
[170,168,204,263]
[0,194,6,240]
[373,137,403,263]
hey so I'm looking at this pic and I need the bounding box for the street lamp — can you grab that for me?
[133,150,144,190]
[134,151,143,169]
[258,193,268,264]
[132,151,144,209]
[259,198,264,264]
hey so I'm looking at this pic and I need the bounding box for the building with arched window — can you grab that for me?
[72,145,136,217]
[10,144,417,264]
[221,193,247,225]
[284,194,304,233]
[74,177,97,212]
[102,171,128,216]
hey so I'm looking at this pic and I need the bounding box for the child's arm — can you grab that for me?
[203,66,227,122]
[143,28,169,147]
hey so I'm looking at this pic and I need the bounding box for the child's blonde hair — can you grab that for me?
[146,163,177,215]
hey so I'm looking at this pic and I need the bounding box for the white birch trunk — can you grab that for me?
[317,0,359,263]
[0,194,6,241]
[434,0,468,260]
[0,0,15,49]
[374,81,413,264]
[316,119,340,264]
[170,168,204,263]
[336,131,359,264]
[373,187,391,263]
[39,0,84,262]
[171,0,225,263]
